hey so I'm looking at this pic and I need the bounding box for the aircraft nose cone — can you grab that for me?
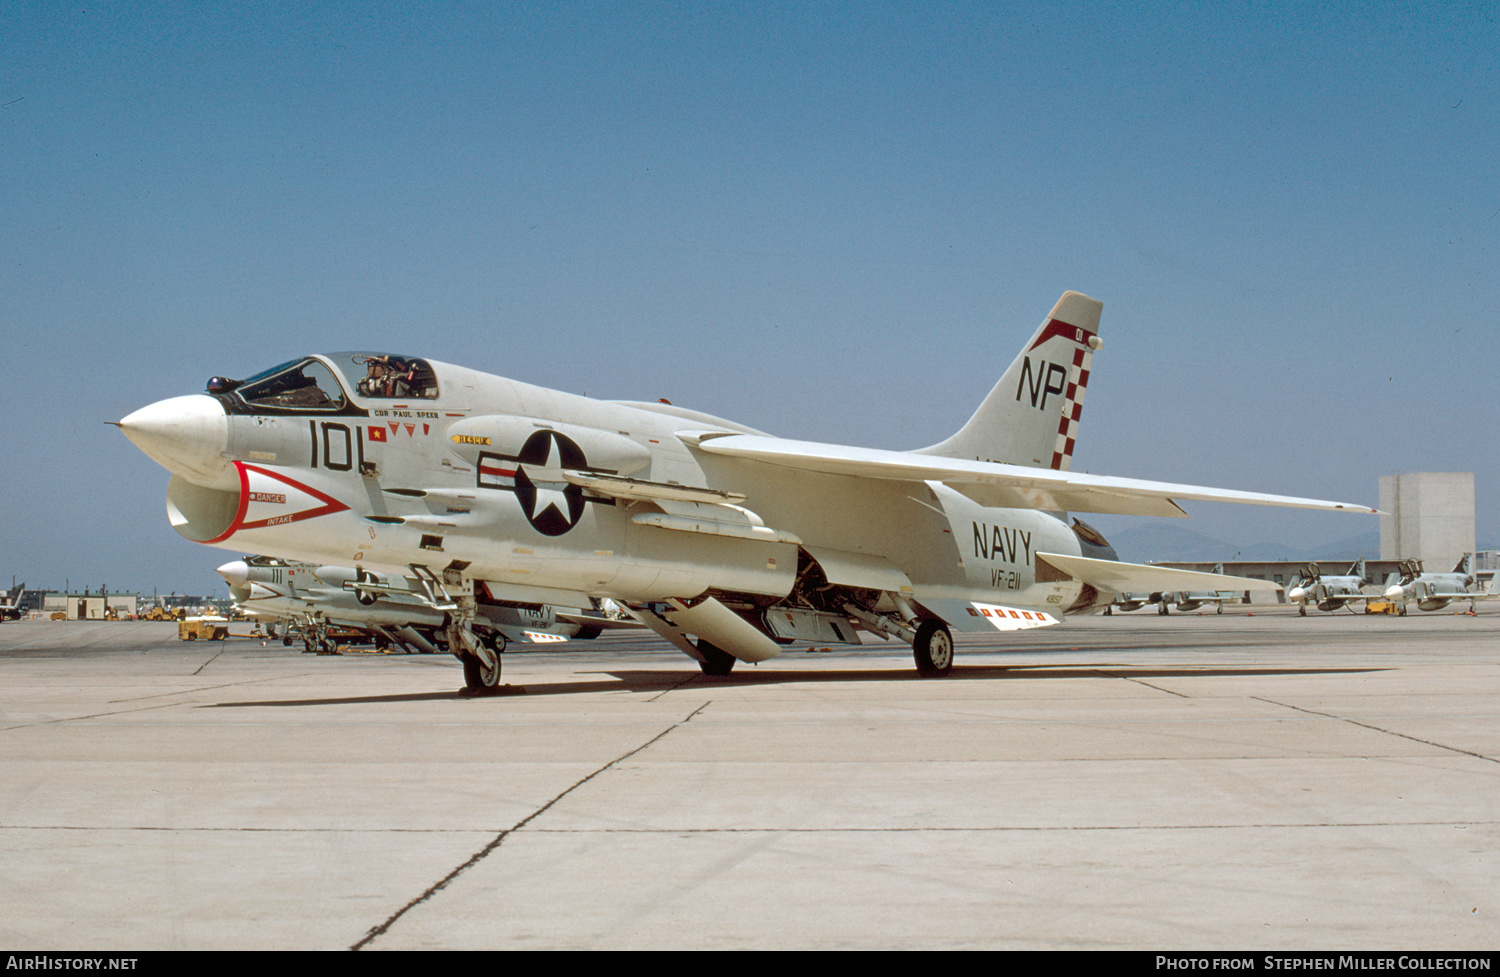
[1384,585,1404,600]
[119,395,231,487]
[1288,587,1307,602]
[216,560,249,587]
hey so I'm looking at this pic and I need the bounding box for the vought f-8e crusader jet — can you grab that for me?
[119,292,1377,694]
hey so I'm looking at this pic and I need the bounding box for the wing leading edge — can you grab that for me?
[684,433,1377,519]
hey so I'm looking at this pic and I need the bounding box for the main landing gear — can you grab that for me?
[912,619,954,678]
[843,600,956,678]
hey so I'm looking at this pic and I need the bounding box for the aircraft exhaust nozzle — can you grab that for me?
[119,395,232,487]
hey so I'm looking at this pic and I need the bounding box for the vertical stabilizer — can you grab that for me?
[919,291,1103,470]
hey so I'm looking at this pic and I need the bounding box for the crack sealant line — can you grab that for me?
[1255,696,1500,765]
[1090,668,1191,698]
[646,672,710,702]
[351,701,710,951]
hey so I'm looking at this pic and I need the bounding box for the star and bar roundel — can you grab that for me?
[476,430,594,536]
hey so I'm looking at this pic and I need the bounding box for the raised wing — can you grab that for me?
[685,433,1377,519]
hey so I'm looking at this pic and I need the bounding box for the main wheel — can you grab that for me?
[912,620,954,677]
[697,640,736,676]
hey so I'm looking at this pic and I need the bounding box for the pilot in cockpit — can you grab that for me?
[357,355,415,398]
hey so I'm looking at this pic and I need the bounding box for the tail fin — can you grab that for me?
[919,291,1103,470]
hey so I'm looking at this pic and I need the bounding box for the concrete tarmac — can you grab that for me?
[1,608,1497,950]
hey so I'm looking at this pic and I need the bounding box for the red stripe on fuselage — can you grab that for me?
[203,463,351,544]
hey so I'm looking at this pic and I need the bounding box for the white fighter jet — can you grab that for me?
[0,582,24,622]
[1383,556,1497,614]
[118,292,1377,693]
[1103,592,1166,614]
[1162,564,1241,615]
[1287,560,1373,616]
[1107,580,1238,616]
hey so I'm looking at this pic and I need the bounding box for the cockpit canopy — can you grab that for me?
[209,352,438,414]
[339,353,438,400]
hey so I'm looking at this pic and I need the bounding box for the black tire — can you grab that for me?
[913,620,954,678]
[461,650,502,694]
[697,640,736,676]
[282,636,293,647]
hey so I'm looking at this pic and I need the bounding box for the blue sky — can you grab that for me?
[3,1,1496,594]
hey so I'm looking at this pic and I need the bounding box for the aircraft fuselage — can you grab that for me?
[129,353,1097,621]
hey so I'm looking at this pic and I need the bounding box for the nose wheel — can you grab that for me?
[454,622,504,695]
[460,648,502,693]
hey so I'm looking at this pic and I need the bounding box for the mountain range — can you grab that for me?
[1103,525,1386,565]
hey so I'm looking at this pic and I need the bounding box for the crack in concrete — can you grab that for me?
[1255,697,1500,765]
[350,701,709,951]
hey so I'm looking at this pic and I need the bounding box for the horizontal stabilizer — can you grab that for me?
[1036,552,1283,595]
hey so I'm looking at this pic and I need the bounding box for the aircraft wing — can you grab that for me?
[1035,552,1284,595]
[686,433,1377,518]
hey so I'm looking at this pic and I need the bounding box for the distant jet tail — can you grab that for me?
[918,291,1103,470]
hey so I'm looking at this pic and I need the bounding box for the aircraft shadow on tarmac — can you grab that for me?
[204,662,1388,707]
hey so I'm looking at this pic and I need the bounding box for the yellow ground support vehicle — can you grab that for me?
[178,617,229,641]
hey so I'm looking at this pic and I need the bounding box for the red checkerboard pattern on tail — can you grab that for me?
[916,291,1103,471]
[1050,340,1094,471]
